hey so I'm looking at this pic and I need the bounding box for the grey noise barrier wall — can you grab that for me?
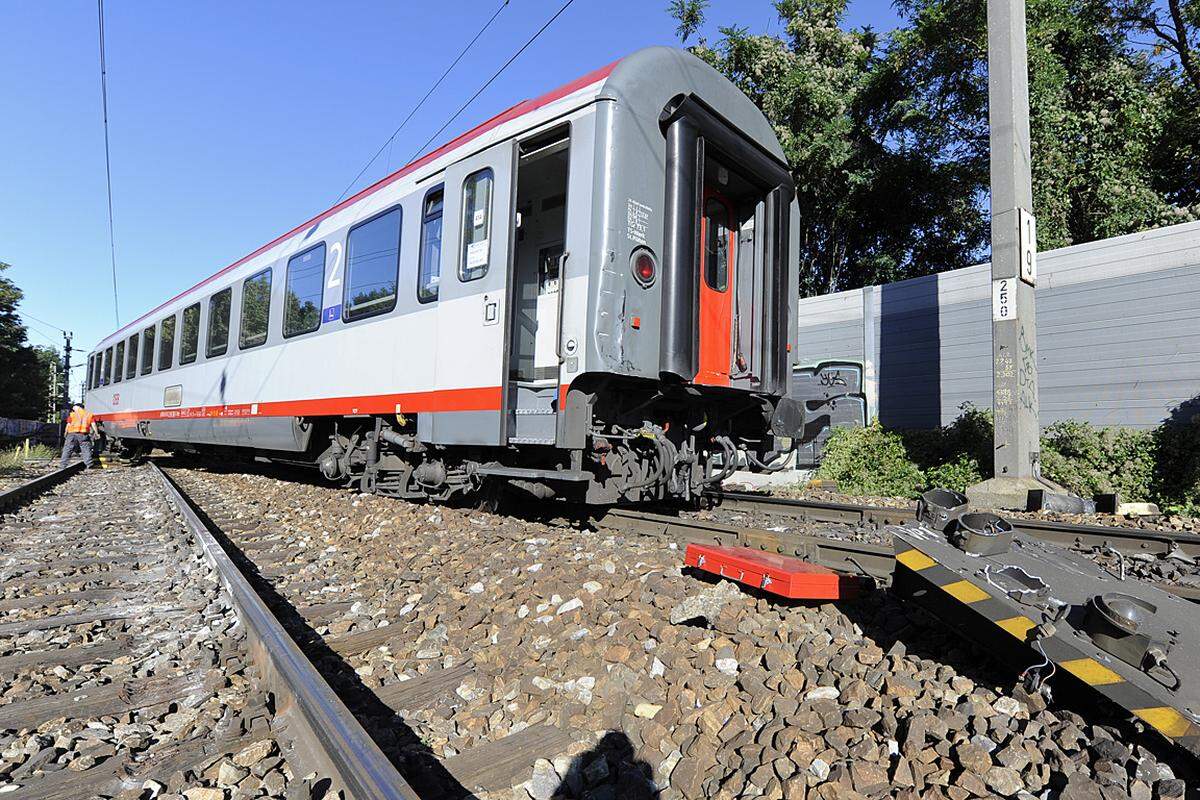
[793,219,1200,432]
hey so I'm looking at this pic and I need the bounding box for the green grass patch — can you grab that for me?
[0,443,58,474]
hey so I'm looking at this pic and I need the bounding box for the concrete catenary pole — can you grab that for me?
[968,0,1057,509]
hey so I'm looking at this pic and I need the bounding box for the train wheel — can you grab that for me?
[475,480,505,514]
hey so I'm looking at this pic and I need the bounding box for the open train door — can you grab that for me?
[427,139,516,446]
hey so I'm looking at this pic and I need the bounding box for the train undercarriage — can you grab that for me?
[309,377,804,506]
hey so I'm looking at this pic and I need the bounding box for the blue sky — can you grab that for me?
[0,0,900,392]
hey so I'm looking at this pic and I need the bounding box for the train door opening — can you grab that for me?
[697,155,758,387]
[507,125,570,444]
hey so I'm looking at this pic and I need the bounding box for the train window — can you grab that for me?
[181,303,200,364]
[460,169,493,282]
[418,188,443,303]
[703,197,731,292]
[141,326,155,374]
[101,348,112,385]
[284,244,324,337]
[124,334,137,380]
[114,340,125,383]
[207,288,232,357]
[158,315,176,371]
[85,355,93,390]
[239,268,272,349]
[344,207,400,322]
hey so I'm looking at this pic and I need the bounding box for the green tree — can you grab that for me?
[674,0,990,294]
[0,262,50,420]
[670,0,1200,291]
[886,0,1182,251]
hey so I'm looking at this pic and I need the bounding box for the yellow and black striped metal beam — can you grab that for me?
[894,541,1200,757]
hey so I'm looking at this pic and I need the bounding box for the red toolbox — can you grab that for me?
[684,543,868,600]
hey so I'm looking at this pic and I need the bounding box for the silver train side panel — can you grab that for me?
[104,415,313,452]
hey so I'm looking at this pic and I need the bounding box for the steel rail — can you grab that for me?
[711,490,1200,559]
[601,504,1200,603]
[0,461,84,514]
[598,507,895,583]
[151,463,419,800]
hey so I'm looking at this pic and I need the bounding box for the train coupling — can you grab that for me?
[892,490,1200,758]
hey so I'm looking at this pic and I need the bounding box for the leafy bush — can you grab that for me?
[924,454,984,493]
[903,403,994,481]
[1039,420,1156,502]
[816,422,925,497]
[1152,401,1200,514]
[812,401,1200,516]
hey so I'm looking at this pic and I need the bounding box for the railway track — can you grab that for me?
[161,463,1194,799]
[152,464,419,800]
[712,491,1200,559]
[0,462,82,513]
[0,461,418,800]
[684,491,1200,602]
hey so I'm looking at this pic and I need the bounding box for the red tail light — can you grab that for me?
[632,249,656,287]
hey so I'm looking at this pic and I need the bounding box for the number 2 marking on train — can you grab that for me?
[327,242,343,290]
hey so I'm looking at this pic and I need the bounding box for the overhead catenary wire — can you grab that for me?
[18,311,67,334]
[22,324,61,348]
[97,0,120,326]
[334,0,512,205]
[407,0,579,164]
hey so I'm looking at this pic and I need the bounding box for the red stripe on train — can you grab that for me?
[94,386,505,423]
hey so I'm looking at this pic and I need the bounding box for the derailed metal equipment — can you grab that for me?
[684,543,871,601]
[916,488,968,532]
[892,518,1200,757]
[952,512,1015,557]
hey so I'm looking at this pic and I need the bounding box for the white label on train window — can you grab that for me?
[466,239,489,268]
[473,208,486,228]
[326,241,343,289]
[992,278,1016,321]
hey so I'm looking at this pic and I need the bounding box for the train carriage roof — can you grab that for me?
[95,46,786,350]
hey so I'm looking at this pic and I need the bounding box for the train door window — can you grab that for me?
[344,207,400,321]
[102,347,112,386]
[417,188,443,303]
[85,355,93,390]
[459,169,493,282]
[239,268,272,349]
[703,197,731,292]
[207,288,232,357]
[125,334,138,380]
[181,303,200,364]
[114,341,125,383]
[141,326,156,374]
[284,244,324,337]
[158,315,176,370]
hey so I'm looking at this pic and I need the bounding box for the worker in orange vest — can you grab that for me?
[60,402,96,469]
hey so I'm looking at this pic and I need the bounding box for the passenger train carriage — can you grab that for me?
[84,47,804,504]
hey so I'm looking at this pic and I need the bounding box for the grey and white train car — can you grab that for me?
[83,46,802,504]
